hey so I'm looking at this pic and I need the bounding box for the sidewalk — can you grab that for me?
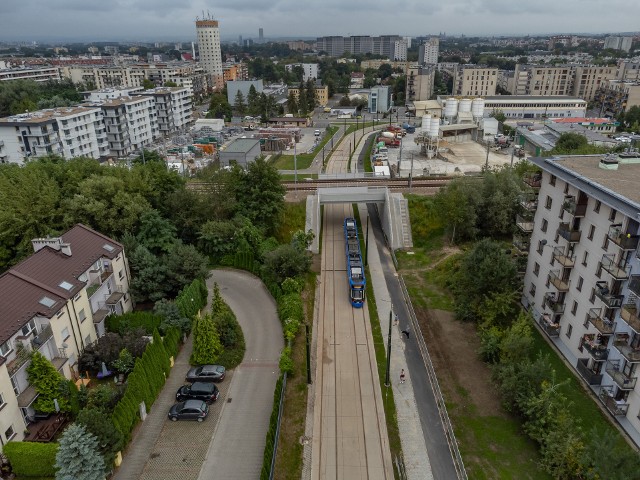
[357,206,435,480]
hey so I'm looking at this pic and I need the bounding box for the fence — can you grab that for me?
[266,372,287,480]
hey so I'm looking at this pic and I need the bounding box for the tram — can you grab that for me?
[344,217,366,307]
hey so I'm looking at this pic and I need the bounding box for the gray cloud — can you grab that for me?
[0,0,638,42]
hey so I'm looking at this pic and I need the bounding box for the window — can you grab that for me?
[577,276,583,292]
[588,225,595,241]
[74,293,82,302]
[545,196,553,209]
[609,208,617,222]
[566,324,572,338]
[564,183,569,194]
[68,353,77,366]
[4,425,15,441]
[595,262,602,278]
[118,270,124,280]
[39,296,56,308]
[59,281,73,291]
[534,262,540,276]
[529,284,536,297]
[541,219,548,233]
[582,251,589,266]
[0,393,5,410]
[571,301,578,315]
[21,319,36,337]
[78,309,86,323]
[550,175,556,186]
[602,236,609,250]
[56,309,64,318]
[594,200,601,213]
[61,327,70,341]
[589,288,596,304]
[0,342,11,357]
[84,335,91,346]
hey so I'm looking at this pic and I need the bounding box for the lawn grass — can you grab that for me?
[274,201,307,244]
[271,126,339,170]
[362,133,376,173]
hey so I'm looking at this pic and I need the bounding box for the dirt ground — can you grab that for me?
[416,308,505,418]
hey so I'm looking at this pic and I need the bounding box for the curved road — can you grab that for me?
[198,270,283,480]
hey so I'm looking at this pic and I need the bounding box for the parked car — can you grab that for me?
[176,382,220,403]
[314,129,321,136]
[185,364,226,382]
[168,399,209,422]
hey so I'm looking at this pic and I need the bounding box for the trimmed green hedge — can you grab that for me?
[175,279,208,319]
[260,374,284,480]
[4,441,58,477]
[105,311,162,334]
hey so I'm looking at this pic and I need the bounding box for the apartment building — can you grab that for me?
[604,36,633,53]
[61,66,146,89]
[617,60,640,82]
[452,65,498,96]
[406,65,435,103]
[520,154,640,446]
[140,87,192,136]
[0,225,132,446]
[512,64,574,96]
[222,62,249,83]
[284,63,319,82]
[0,106,105,165]
[418,38,439,65]
[287,85,329,107]
[573,65,618,102]
[595,79,640,117]
[0,66,61,83]
[317,35,405,60]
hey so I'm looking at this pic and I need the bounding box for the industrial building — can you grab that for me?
[219,138,261,167]
[519,153,640,447]
[368,86,392,114]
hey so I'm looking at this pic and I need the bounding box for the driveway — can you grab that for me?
[198,270,283,480]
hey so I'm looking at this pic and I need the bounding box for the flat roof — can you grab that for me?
[0,106,100,125]
[484,95,586,102]
[223,138,260,153]
[552,117,617,125]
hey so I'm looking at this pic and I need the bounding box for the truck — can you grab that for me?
[377,136,400,147]
[402,123,415,134]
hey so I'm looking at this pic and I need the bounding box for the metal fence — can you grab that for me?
[398,275,468,480]
[268,372,287,480]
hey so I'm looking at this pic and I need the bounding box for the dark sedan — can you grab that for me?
[185,364,226,382]
[168,399,209,422]
[176,382,220,403]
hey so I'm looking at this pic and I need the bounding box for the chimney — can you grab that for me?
[32,237,63,253]
[60,243,72,257]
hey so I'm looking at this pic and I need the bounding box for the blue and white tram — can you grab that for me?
[344,217,366,307]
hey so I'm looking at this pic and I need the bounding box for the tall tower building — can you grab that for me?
[259,28,264,42]
[196,16,223,88]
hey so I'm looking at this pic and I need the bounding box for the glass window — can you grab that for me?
[21,319,36,336]
[79,309,86,323]
[0,342,12,357]
[61,327,70,341]
[4,426,15,441]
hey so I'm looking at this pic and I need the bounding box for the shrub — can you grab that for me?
[106,311,162,335]
[260,374,284,480]
[4,441,58,477]
[153,299,191,335]
[175,278,208,319]
[55,423,105,480]
[76,407,124,467]
[190,313,223,365]
[79,329,148,375]
[278,347,294,374]
[27,351,71,413]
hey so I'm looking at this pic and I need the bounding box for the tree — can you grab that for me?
[264,243,312,283]
[581,428,640,479]
[339,95,351,107]
[142,79,155,90]
[434,177,481,243]
[27,351,70,413]
[126,244,168,302]
[76,407,124,467]
[190,313,223,365]
[136,209,177,255]
[198,219,238,260]
[489,108,506,123]
[163,242,210,295]
[163,81,178,87]
[55,423,105,480]
[305,78,316,112]
[234,90,246,115]
[247,84,259,115]
[207,92,232,121]
[153,299,191,335]
[286,91,299,115]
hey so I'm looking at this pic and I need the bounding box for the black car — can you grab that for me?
[185,364,226,382]
[176,382,220,403]
[168,399,209,422]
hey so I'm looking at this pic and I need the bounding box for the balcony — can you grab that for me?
[519,193,538,211]
[629,276,640,297]
[600,254,630,280]
[582,336,609,361]
[595,282,624,309]
[612,333,640,363]
[607,225,640,251]
[523,171,542,188]
[538,312,560,337]
[548,270,570,292]
[7,325,56,376]
[620,303,640,333]
[516,214,534,234]
[552,246,575,268]
[576,358,603,385]
[599,386,628,416]
[561,196,587,217]
[513,235,530,254]
[586,308,616,335]
[605,360,637,390]
[544,292,565,314]
[557,223,581,243]
[105,285,125,305]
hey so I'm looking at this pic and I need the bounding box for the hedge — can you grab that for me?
[4,441,58,477]
[111,327,180,439]
[175,279,208,319]
[105,311,162,334]
[260,374,284,480]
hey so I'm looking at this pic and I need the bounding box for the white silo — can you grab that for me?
[472,98,485,121]
[444,97,458,119]
[429,116,440,138]
[459,98,472,113]
[421,115,431,132]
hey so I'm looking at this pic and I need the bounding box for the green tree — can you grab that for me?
[190,313,223,365]
[198,219,238,260]
[286,91,299,115]
[127,244,169,302]
[27,351,71,413]
[76,407,124,466]
[163,81,178,87]
[207,92,233,121]
[305,78,316,112]
[153,299,191,335]
[234,90,246,115]
[434,177,481,243]
[142,79,155,90]
[247,84,259,115]
[55,423,106,480]
[136,209,177,255]
[164,242,210,294]
[581,428,640,479]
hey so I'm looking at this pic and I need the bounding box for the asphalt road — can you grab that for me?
[198,270,283,480]
[366,204,458,480]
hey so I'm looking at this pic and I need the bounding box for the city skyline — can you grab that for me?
[0,0,639,43]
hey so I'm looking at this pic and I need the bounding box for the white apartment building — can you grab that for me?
[0,106,104,165]
[452,65,498,96]
[392,40,408,61]
[284,63,319,82]
[82,87,145,102]
[140,87,192,136]
[196,18,223,90]
[0,224,132,447]
[61,66,146,89]
[604,36,633,53]
[0,66,61,83]
[520,154,640,447]
[418,38,439,65]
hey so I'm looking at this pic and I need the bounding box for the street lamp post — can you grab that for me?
[294,141,297,188]
[485,134,491,170]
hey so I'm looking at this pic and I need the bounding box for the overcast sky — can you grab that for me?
[1,0,638,43]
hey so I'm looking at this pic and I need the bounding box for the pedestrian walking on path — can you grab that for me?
[400,369,406,384]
